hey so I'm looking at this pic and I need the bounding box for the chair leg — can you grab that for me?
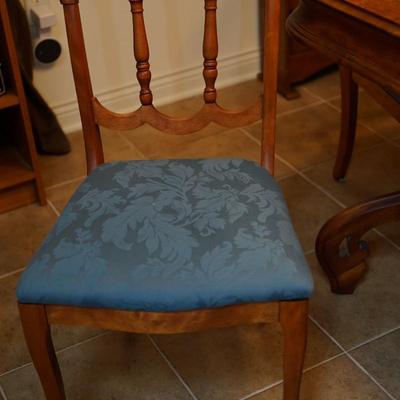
[333,65,359,181]
[18,303,66,400]
[280,300,308,400]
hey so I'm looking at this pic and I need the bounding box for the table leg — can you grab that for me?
[316,191,400,294]
[333,66,358,181]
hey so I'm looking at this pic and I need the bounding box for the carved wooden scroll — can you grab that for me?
[129,0,153,106]
[203,0,218,103]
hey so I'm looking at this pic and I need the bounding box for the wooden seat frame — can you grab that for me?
[18,1,309,399]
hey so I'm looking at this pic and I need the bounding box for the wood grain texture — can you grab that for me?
[60,0,104,174]
[288,0,400,294]
[316,191,400,293]
[287,0,400,93]
[19,304,66,400]
[94,100,261,134]
[0,0,46,211]
[260,0,281,174]
[203,0,218,103]
[333,65,358,181]
[129,0,153,106]
[280,300,308,400]
[47,302,280,334]
[341,0,400,25]
[354,74,400,122]
[260,0,334,99]
[18,2,308,399]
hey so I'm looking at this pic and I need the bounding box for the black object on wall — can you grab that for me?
[6,0,70,155]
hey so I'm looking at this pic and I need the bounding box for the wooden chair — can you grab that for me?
[16,1,313,399]
[334,65,400,181]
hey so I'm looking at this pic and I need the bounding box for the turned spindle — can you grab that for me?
[129,0,153,106]
[203,0,218,103]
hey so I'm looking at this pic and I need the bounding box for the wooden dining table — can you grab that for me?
[286,0,400,294]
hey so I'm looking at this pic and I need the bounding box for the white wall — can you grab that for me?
[32,0,260,132]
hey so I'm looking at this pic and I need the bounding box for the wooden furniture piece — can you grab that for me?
[259,0,335,99]
[17,1,313,399]
[287,0,400,293]
[333,69,400,181]
[0,0,45,213]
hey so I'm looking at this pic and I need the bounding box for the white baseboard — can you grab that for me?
[53,48,261,134]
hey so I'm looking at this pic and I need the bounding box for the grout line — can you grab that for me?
[0,331,110,379]
[238,379,283,400]
[284,145,400,256]
[116,132,148,160]
[345,352,397,400]
[45,175,86,191]
[303,352,344,374]
[47,200,60,217]
[117,132,136,150]
[276,99,325,119]
[275,154,347,208]
[347,325,400,353]
[56,331,110,355]
[147,335,199,400]
[300,85,351,104]
[239,352,346,400]
[238,127,298,182]
[372,229,400,253]
[322,92,400,150]
[0,384,8,400]
[239,127,260,146]
[0,267,25,281]
[0,362,33,379]
[307,315,352,354]
[299,141,384,177]
[309,316,397,400]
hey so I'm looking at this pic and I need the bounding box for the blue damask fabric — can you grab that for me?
[17,159,313,312]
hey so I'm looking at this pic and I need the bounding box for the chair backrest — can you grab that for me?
[60,0,281,176]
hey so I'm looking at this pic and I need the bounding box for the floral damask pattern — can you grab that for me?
[18,159,313,311]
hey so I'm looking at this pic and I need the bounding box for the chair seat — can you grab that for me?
[17,159,313,312]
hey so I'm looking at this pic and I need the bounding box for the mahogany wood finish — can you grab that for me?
[0,0,45,212]
[130,0,153,106]
[334,72,400,180]
[19,304,66,400]
[203,0,218,103]
[354,77,400,124]
[18,0,309,399]
[316,192,400,293]
[259,0,334,99]
[333,65,358,181]
[287,0,400,293]
[281,301,308,400]
[46,302,281,334]
[62,0,103,174]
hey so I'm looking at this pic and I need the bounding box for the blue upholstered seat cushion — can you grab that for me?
[17,159,313,312]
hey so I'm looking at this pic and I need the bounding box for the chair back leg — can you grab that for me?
[18,304,66,400]
[280,300,308,400]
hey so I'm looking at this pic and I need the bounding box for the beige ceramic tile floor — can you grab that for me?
[0,70,399,400]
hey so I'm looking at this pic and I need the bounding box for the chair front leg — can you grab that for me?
[280,300,308,400]
[18,303,66,400]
